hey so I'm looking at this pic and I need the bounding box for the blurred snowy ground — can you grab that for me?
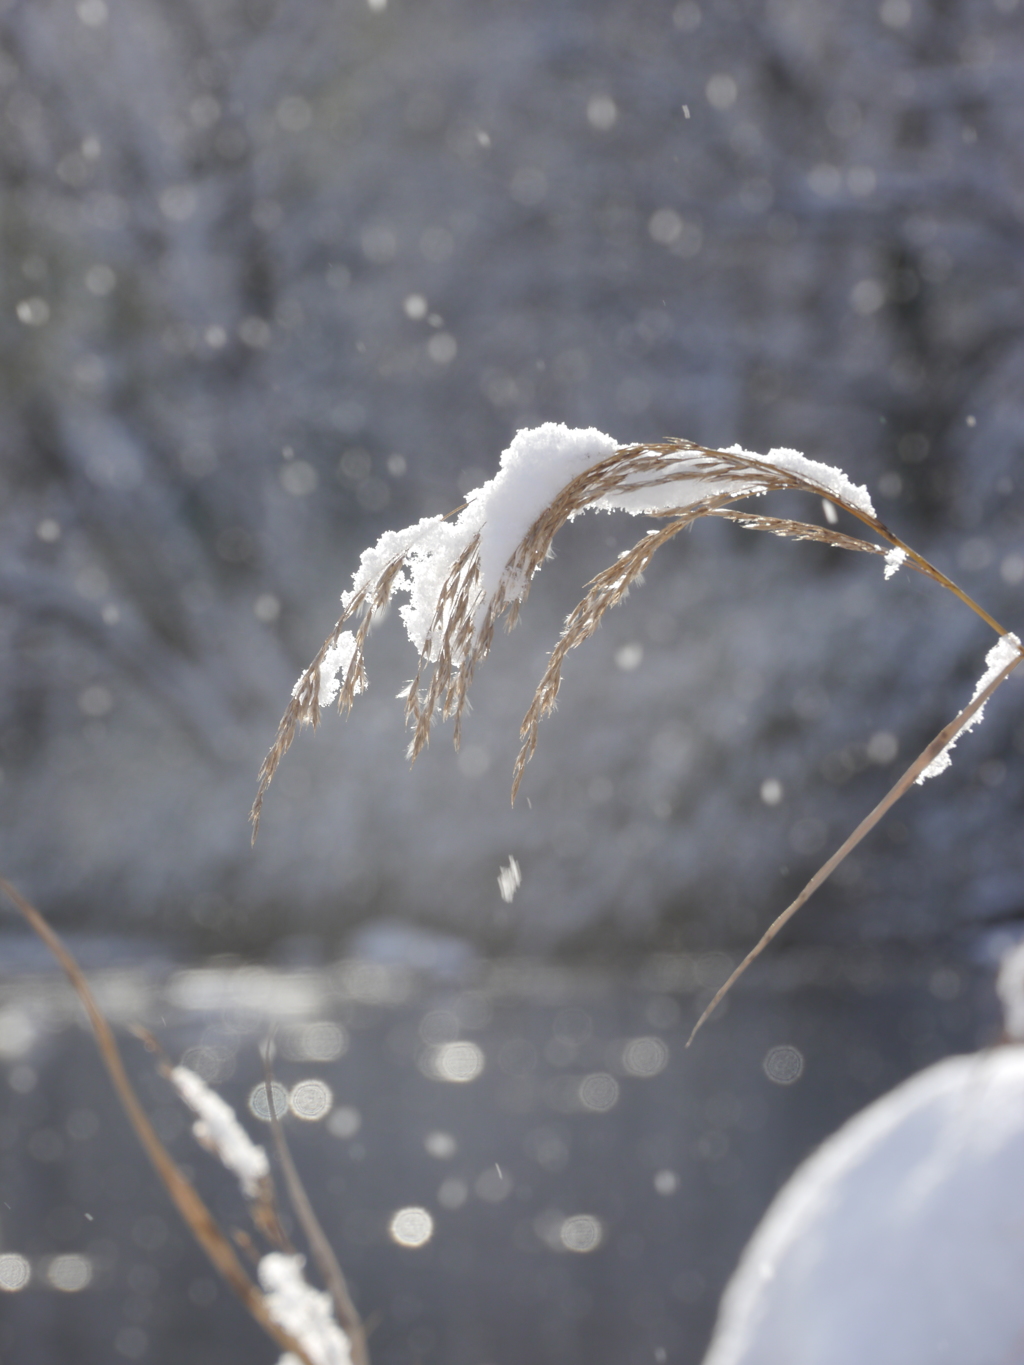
[0,0,1022,955]
[0,933,1003,1365]
[703,940,1024,1365]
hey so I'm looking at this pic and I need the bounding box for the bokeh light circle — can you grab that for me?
[622,1036,669,1077]
[47,1254,92,1292]
[289,1079,333,1120]
[579,1072,619,1112]
[249,1080,289,1120]
[428,1041,484,1083]
[763,1045,804,1085]
[389,1207,434,1248]
[0,1254,31,1292]
[560,1215,603,1253]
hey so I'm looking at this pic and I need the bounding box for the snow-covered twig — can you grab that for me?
[915,632,1022,783]
[259,1254,353,1365]
[169,1065,270,1199]
[0,878,320,1365]
[687,632,1024,1044]
[261,1053,369,1365]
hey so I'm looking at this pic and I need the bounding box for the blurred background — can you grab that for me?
[0,0,1021,1359]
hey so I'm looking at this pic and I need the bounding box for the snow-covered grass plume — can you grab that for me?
[254,425,894,827]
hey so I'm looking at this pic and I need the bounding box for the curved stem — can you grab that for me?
[837,502,1009,638]
[263,1047,370,1365]
[686,640,1024,1045]
[0,879,317,1365]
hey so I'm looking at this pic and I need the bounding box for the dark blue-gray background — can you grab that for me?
[0,0,1021,1360]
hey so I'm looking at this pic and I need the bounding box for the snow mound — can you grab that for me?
[704,1046,1024,1365]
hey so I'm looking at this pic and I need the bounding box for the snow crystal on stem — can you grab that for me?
[260,1253,352,1365]
[883,546,907,579]
[916,632,1022,783]
[169,1066,269,1198]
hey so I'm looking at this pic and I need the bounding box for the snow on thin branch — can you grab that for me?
[916,632,1022,783]
[169,1065,270,1199]
[260,1253,353,1365]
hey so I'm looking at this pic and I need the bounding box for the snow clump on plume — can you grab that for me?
[883,546,907,579]
[316,423,876,701]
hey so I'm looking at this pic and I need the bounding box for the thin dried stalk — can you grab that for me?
[706,509,888,556]
[513,501,725,798]
[262,1048,370,1365]
[0,878,318,1365]
[686,640,1024,1043]
[251,553,409,836]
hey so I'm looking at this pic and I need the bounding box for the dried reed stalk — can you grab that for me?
[686,643,1024,1043]
[252,436,1021,1031]
[262,1046,370,1365]
[0,877,319,1365]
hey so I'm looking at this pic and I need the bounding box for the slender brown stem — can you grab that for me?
[686,641,1024,1045]
[0,879,317,1365]
[835,503,1010,638]
[262,1047,370,1365]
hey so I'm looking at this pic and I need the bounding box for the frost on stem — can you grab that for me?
[916,632,1022,784]
[169,1065,270,1198]
[253,424,885,829]
[260,1253,352,1365]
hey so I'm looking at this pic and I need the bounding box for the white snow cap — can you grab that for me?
[916,632,1022,783]
[722,444,876,519]
[317,424,875,695]
[169,1065,269,1198]
[260,1253,352,1365]
[703,1047,1024,1365]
